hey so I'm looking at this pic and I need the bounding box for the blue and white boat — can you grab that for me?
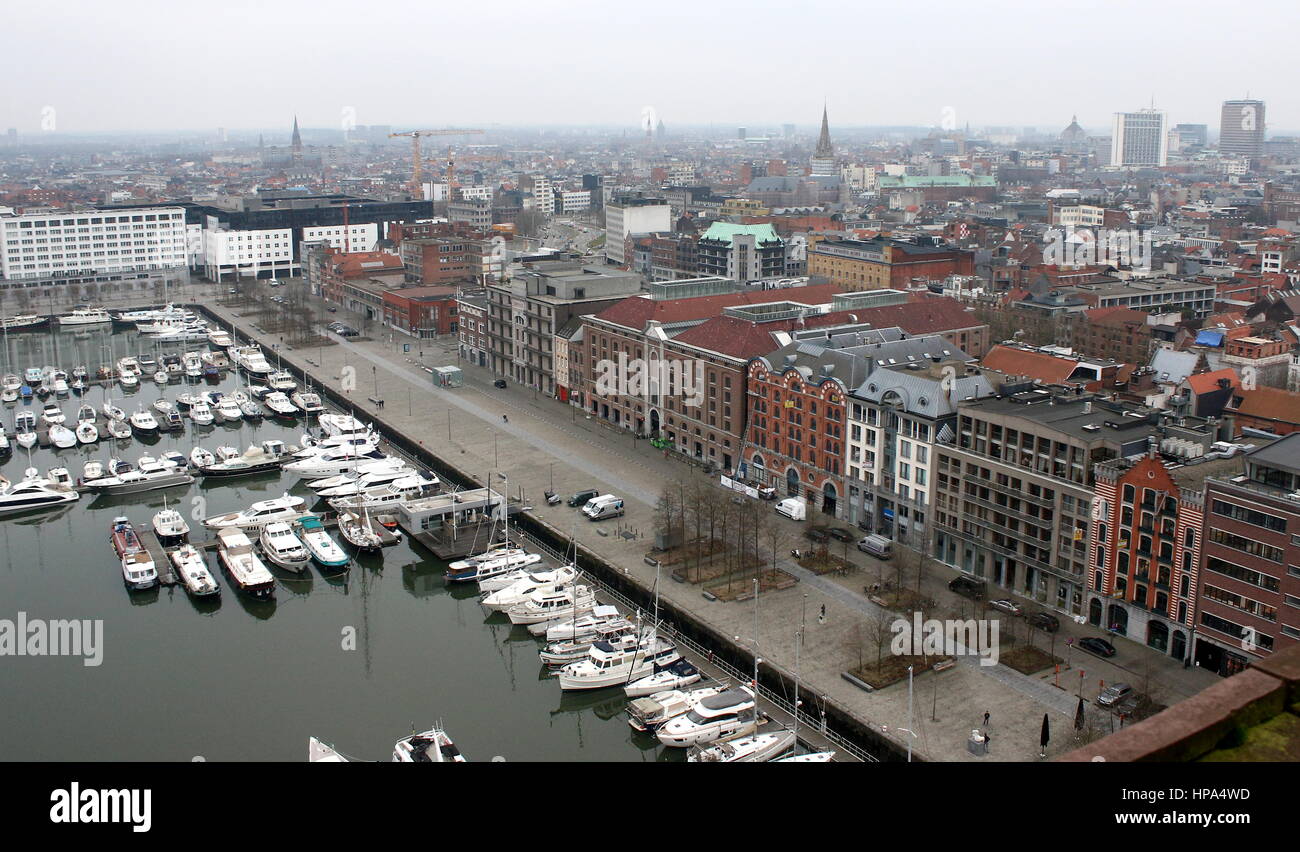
[294,515,350,569]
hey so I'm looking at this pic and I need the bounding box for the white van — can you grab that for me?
[582,494,624,521]
[857,534,892,559]
[774,497,806,521]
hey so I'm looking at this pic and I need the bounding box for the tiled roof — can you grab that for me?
[980,345,1080,384]
[1185,367,1239,396]
[672,310,862,359]
[1229,386,1300,425]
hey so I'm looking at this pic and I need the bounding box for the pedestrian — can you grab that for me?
[502,414,509,423]
[820,604,826,619]
[983,710,990,727]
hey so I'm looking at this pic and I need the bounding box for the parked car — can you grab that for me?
[1078,637,1117,658]
[1027,612,1061,633]
[326,306,337,313]
[804,527,829,543]
[337,326,359,337]
[988,598,1023,616]
[493,378,508,388]
[567,488,599,508]
[826,527,855,543]
[327,322,345,332]
[227,287,238,295]
[948,576,986,600]
[1097,682,1133,707]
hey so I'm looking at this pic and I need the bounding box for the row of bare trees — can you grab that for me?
[655,479,791,590]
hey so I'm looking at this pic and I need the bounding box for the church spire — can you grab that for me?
[291,115,302,156]
[815,103,834,157]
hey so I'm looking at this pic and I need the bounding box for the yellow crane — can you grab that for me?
[389,129,484,198]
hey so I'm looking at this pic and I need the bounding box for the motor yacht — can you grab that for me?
[111,517,159,590]
[482,565,581,613]
[628,685,728,733]
[533,604,624,640]
[263,391,299,418]
[291,391,324,415]
[0,468,81,514]
[445,547,543,583]
[282,446,387,478]
[48,423,77,449]
[656,687,758,748]
[188,399,215,426]
[198,440,288,477]
[392,728,464,763]
[623,658,702,698]
[259,521,312,572]
[129,407,159,434]
[152,505,191,546]
[324,475,438,511]
[557,632,682,691]
[203,493,307,531]
[267,370,296,392]
[57,307,112,326]
[215,528,275,598]
[40,403,65,426]
[506,585,597,626]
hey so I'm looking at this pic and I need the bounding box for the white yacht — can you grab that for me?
[292,431,378,458]
[48,423,77,449]
[188,399,215,426]
[687,730,797,763]
[116,356,141,379]
[307,457,411,493]
[231,345,272,378]
[40,403,66,426]
[0,468,81,514]
[392,728,465,763]
[324,475,438,511]
[506,584,597,626]
[445,547,542,583]
[183,351,203,378]
[58,307,113,326]
[557,633,682,691]
[267,370,296,392]
[214,397,243,423]
[152,505,191,545]
[308,737,348,763]
[189,446,216,468]
[215,528,276,598]
[318,413,370,438]
[259,521,311,572]
[152,368,170,385]
[291,390,324,415]
[656,687,758,748]
[118,371,139,389]
[629,686,733,733]
[263,391,299,418]
[51,370,69,396]
[14,410,37,449]
[207,328,234,349]
[482,565,581,613]
[538,619,639,666]
[84,456,194,495]
[203,493,307,531]
[2,374,20,403]
[282,446,387,478]
[129,407,159,434]
[170,545,219,597]
[294,515,350,569]
[628,685,728,733]
[534,604,625,640]
[623,658,702,697]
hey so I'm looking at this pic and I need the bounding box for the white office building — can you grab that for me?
[1111,109,1168,167]
[0,205,188,286]
[604,197,671,265]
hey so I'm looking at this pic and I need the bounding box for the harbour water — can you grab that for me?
[0,324,670,761]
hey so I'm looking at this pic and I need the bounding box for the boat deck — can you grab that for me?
[135,529,178,586]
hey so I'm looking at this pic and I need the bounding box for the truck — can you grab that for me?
[774,497,806,521]
[581,494,624,521]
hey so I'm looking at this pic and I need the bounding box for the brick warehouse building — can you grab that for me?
[382,285,458,338]
[807,235,975,291]
[1194,433,1300,675]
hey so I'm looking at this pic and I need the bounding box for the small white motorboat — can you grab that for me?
[129,408,159,434]
[190,446,216,468]
[687,729,798,763]
[171,545,219,597]
[40,403,66,426]
[153,369,169,385]
[106,418,132,440]
[623,659,702,697]
[48,423,77,449]
[204,493,307,531]
[152,505,191,545]
[392,728,465,762]
[102,401,126,421]
[76,421,99,444]
[294,515,350,569]
[189,400,214,426]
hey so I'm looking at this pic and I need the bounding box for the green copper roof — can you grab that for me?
[700,222,781,245]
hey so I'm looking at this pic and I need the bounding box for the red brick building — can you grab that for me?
[382,285,459,338]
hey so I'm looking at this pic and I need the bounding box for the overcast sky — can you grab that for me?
[1,0,1292,136]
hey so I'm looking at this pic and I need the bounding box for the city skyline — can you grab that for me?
[0,0,1293,135]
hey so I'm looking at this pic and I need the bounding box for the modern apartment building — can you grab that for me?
[1196,433,1300,674]
[695,223,785,284]
[933,391,1217,616]
[486,262,642,393]
[1111,109,1168,167]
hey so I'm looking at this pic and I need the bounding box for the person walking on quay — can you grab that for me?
[983,710,990,728]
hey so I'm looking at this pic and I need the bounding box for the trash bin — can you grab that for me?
[967,729,988,756]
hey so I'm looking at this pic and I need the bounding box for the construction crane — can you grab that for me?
[389,129,484,199]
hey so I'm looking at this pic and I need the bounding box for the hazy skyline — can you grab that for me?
[1,0,1293,136]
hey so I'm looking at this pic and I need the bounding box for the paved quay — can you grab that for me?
[66,282,1221,760]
